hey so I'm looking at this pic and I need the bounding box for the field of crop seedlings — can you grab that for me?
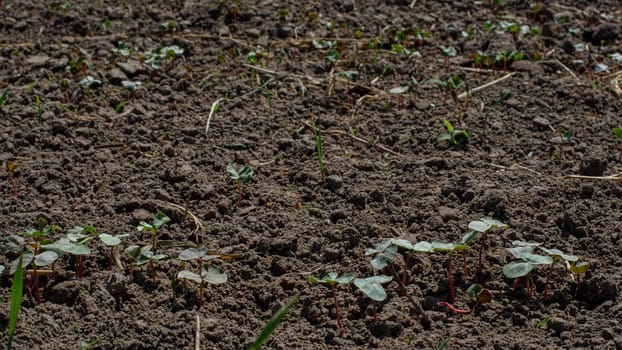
[1,1,621,349]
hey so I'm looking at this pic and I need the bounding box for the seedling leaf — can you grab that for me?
[153,212,171,229]
[413,241,433,252]
[536,315,553,328]
[34,251,59,266]
[7,254,23,350]
[247,292,300,350]
[613,128,622,140]
[436,335,452,350]
[503,261,533,278]
[0,88,7,107]
[468,220,491,233]
[178,270,201,283]
[354,275,392,301]
[179,247,208,261]
[203,265,227,284]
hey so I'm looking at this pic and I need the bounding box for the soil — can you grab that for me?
[1,0,622,349]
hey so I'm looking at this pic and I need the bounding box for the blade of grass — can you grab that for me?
[7,254,24,350]
[436,335,452,350]
[316,127,324,172]
[247,291,300,350]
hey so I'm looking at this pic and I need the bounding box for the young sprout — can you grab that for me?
[367,238,431,290]
[462,217,509,279]
[14,218,61,303]
[137,212,170,252]
[503,241,552,298]
[124,245,167,284]
[3,160,19,197]
[308,272,355,332]
[432,241,469,304]
[353,275,392,323]
[45,233,91,279]
[438,283,493,314]
[227,164,253,208]
[315,124,325,174]
[177,247,228,306]
[437,120,470,148]
[440,46,457,71]
[67,225,128,270]
[569,261,589,294]
[0,87,7,106]
[389,85,409,110]
[537,247,579,297]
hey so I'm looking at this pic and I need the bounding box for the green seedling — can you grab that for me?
[440,46,456,71]
[78,75,102,88]
[353,275,392,323]
[145,45,185,71]
[495,51,523,72]
[366,238,431,290]
[438,119,470,148]
[315,125,325,174]
[66,225,128,270]
[0,87,7,106]
[137,212,171,252]
[503,241,553,298]
[177,247,229,306]
[10,218,61,303]
[248,291,300,350]
[308,272,355,331]
[7,254,23,350]
[438,283,493,314]
[432,241,469,303]
[124,245,167,284]
[462,217,509,279]
[111,41,135,57]
[537,247,579,297]
[389,85,409,110]
[3,160,19,197]
[569,261,589,296]
[536,315,553,329]
[45,233,91,279]
[227,164,253,208]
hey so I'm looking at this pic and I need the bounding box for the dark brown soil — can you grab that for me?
[1,1,622,349]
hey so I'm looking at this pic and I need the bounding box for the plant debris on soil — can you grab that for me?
[1,0,622,349]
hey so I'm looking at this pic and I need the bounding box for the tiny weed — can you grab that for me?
[437,120,470,148]
[227,164,253,208]
[308,272,354,331]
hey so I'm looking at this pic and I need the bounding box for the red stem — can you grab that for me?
[372,302,377,323]
[332,285,344,331]
[237,180,242,208]
[438,301,471,314]
[462,253,469,279]
[77,255,83,279]
[9,172,19,197]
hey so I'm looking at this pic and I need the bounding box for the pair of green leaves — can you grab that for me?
[309,272,393,302]
[227,164,253,183]
[462,217,509,244]
[438,120,470,147]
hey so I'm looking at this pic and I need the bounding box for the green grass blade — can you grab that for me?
[0,88,8,107]
[436,335,452,350]
[247,291,300,350]
[7,254,24,350]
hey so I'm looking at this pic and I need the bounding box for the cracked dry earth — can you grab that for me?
[1,0,622,349]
